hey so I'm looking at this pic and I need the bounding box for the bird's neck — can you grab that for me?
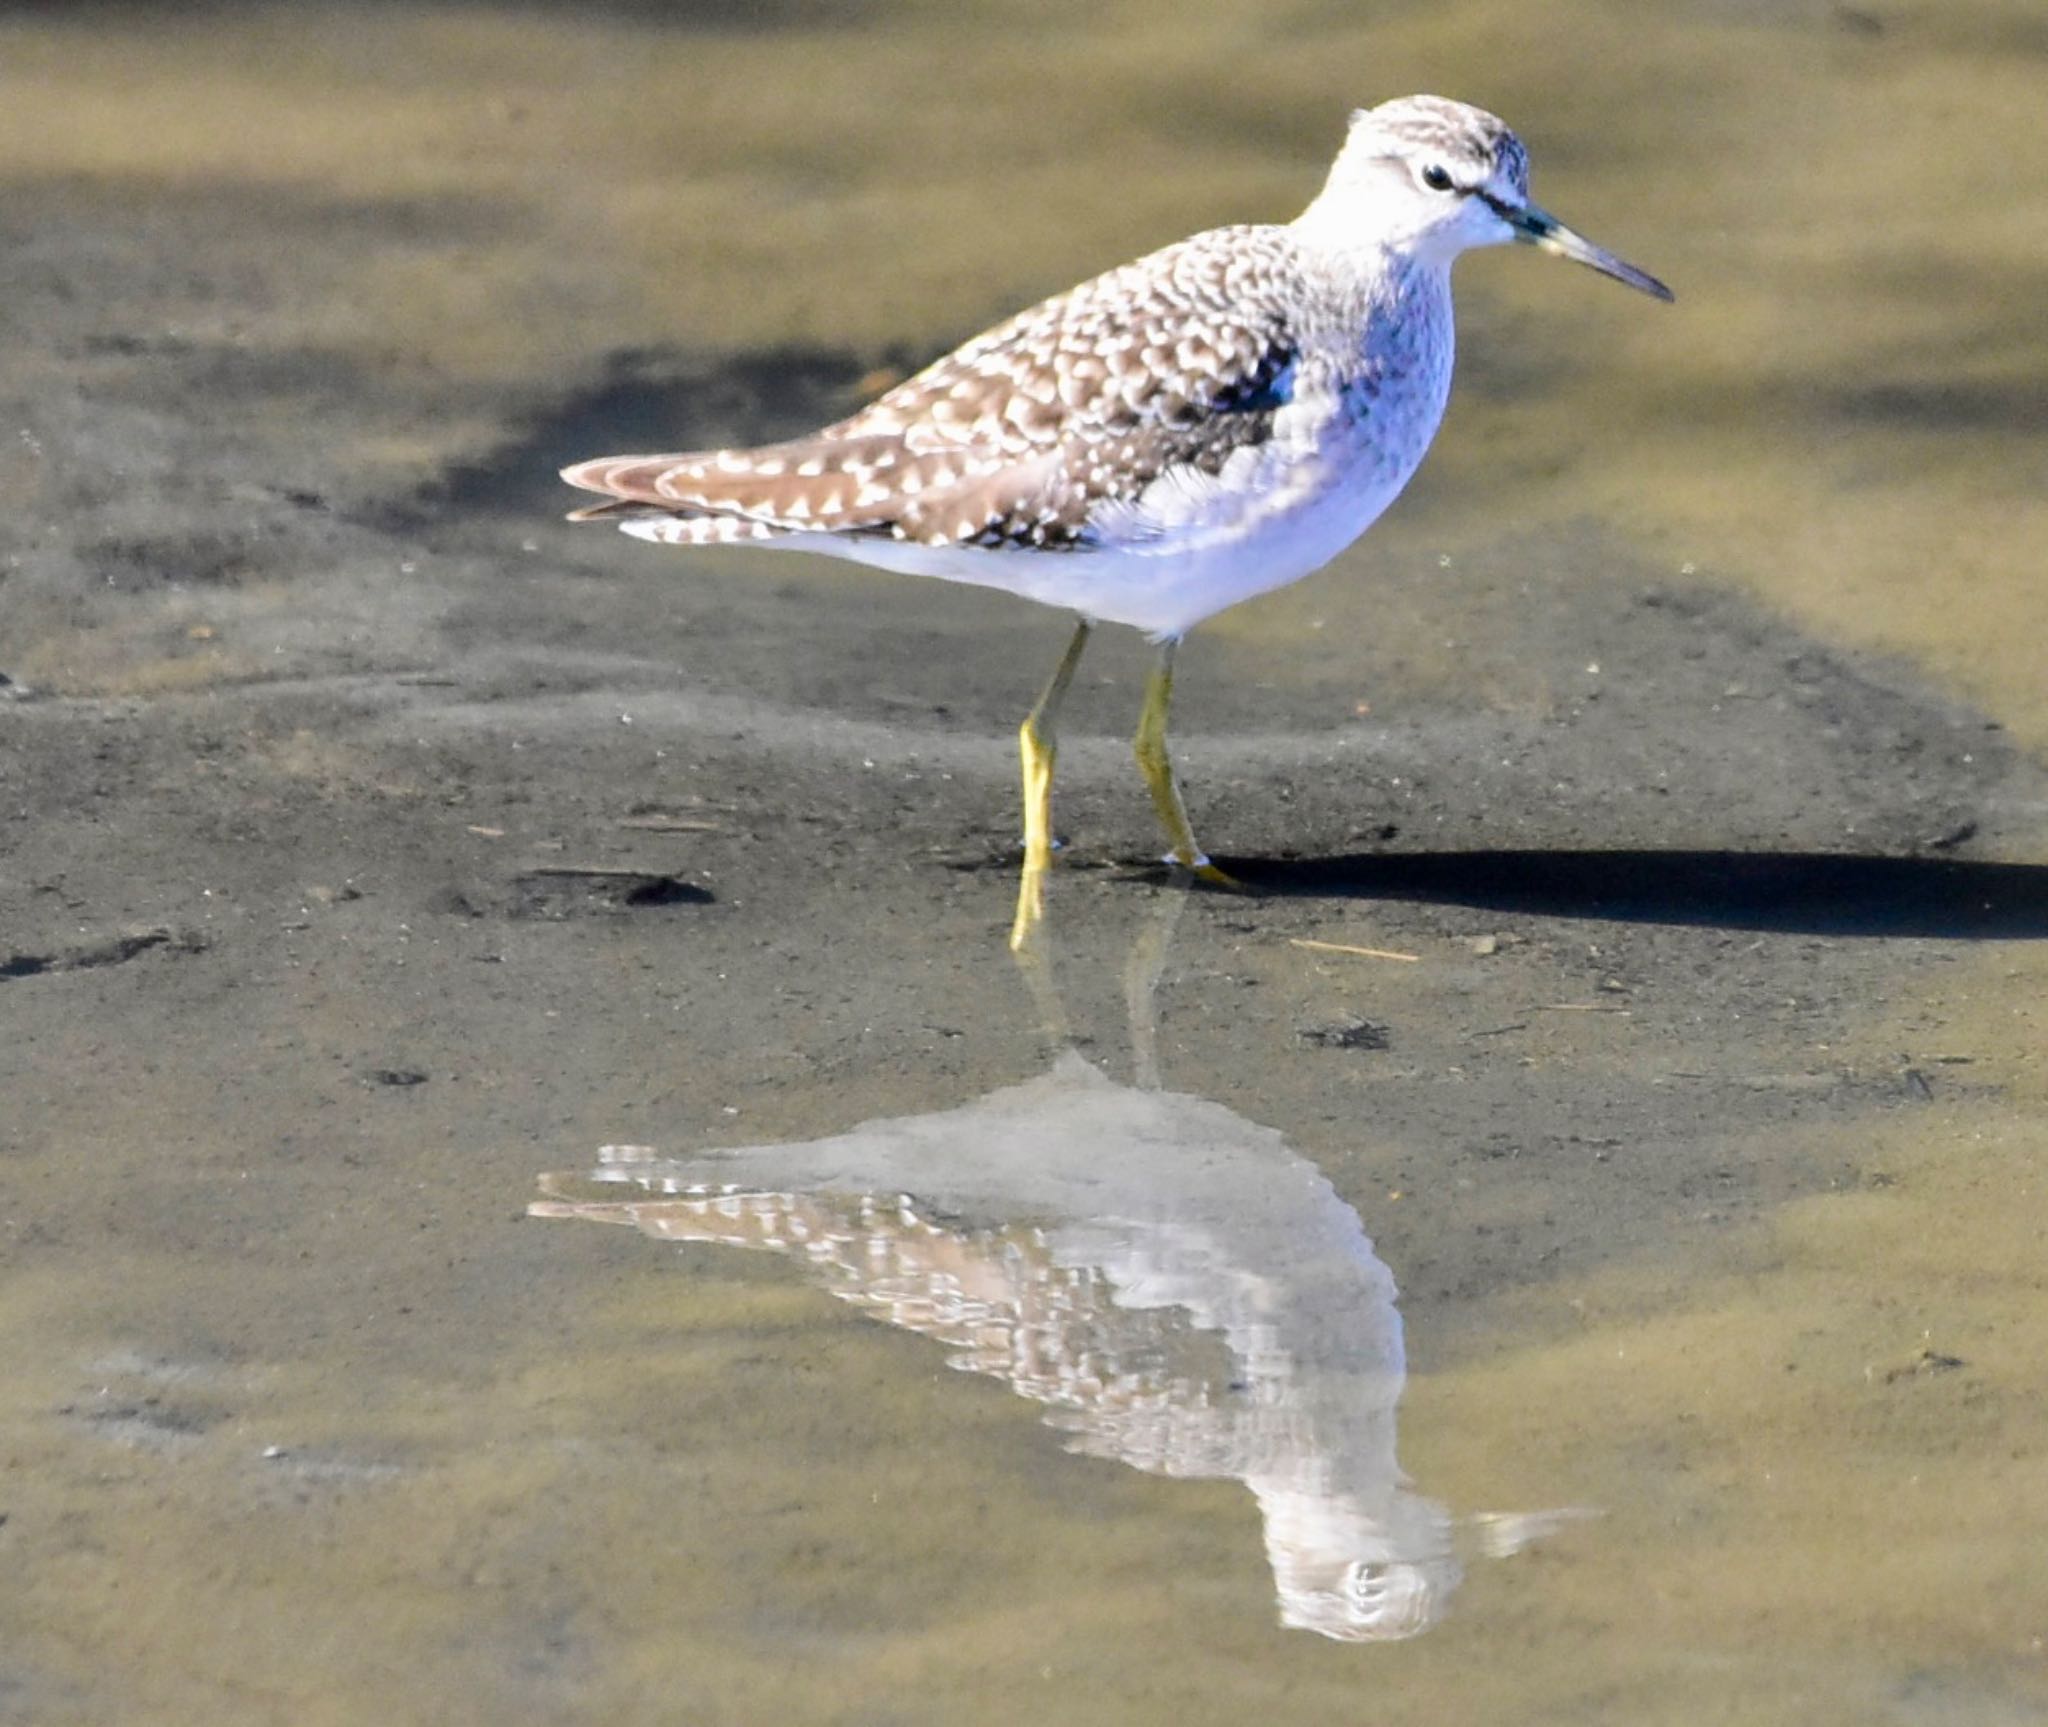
[1280,216,1455,380]
[1287,207,1451,316]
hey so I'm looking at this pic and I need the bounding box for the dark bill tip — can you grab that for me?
[1507,201,1674,303]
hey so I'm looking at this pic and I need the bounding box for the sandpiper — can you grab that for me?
[562,95,1671,946]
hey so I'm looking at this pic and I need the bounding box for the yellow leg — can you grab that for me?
[1134,639,1241,889]
[1009,619,1092,952]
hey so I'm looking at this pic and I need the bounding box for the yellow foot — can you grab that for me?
[1164,852,1248,893]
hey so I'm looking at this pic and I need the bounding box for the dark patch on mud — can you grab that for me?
[76,1400,223,1444]
[419,342,933,525]
[1834,377,2048,438]
[87,530,262,589]
[508,866,714,919]
[0,0,893,26]
[1228,851,2048,940]
[426,869,715,919]
[0,927,207,983]
[1297,1016,1392,1050]
[438,0,886,29]
[29,174,513,258]
[1883,1347,1967,1383]
[367,1067,431,1088]
[100,340,402,428]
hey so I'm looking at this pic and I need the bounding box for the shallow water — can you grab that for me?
[2,3,2046,1723]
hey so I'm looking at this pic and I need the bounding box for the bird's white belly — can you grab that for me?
[785,436,1420,640]
[1094,450,1416,637]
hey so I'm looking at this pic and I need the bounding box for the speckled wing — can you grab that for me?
[532,1180,1258,1477]
[561,225,1302,553]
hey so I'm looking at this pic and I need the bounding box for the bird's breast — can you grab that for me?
[1332,272,1457,488]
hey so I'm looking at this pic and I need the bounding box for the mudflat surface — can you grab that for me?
[3,7,2047,1725]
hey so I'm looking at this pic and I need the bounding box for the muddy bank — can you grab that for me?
[3,6,2047,1725]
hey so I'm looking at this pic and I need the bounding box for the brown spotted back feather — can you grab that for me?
[561,225,1309,553]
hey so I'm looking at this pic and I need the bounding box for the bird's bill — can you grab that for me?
[1506,202,1674,302]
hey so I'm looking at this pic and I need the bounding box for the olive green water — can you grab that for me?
[2,4,2046,1723]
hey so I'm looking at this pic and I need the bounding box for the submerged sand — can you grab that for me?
[2,5,2045,1723]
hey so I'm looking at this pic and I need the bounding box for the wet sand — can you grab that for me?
[3,5,2046,1723]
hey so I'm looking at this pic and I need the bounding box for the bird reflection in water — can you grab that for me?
[532,889,1587,1641]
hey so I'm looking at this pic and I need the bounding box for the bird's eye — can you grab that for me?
[1421,163,1455,192]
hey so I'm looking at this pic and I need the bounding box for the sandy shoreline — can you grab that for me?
[4,7,2046,1722]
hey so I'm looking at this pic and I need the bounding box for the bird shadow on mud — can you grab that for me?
[412,343,926,528]
[1202,850,2048,940]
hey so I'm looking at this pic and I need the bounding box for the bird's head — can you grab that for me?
[1302,94,1672,301]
